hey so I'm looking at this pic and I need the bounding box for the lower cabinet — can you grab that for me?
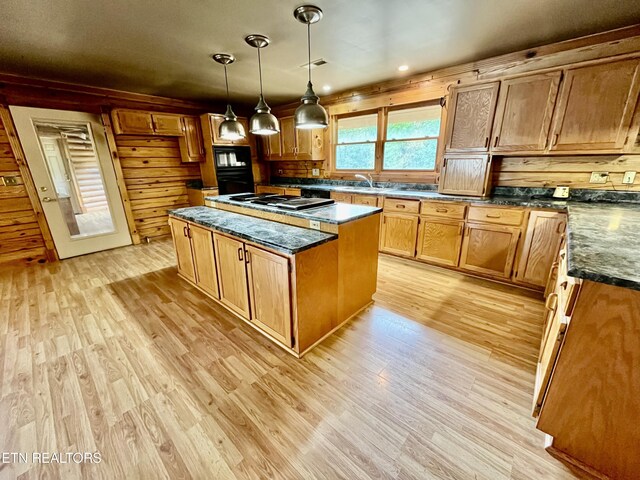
[330,191,353,203]
[189,225,219,298]
[416,217,464,267]
[213,233,251,318]
[245,245,292,346]
[169,217,196,283]
[459,223,521,278]
[380,213,419,257]
[256,185,286,195]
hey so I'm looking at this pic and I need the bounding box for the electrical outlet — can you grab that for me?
[312,168,320,176]
[3,176,18,186]
[590,172,609,184]
[553,186,570,198]
[623,171,637,185]
[309,220,321,230]
[277,169,283,175]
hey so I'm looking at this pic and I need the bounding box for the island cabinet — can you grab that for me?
[213,233,251,317]
[444,82,500,152]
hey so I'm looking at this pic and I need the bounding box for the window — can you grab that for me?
[335,114,377,170]
[333,102,442,174]
[384,104,441,170]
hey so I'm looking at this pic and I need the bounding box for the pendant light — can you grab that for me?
[245,34,280,136]
[293,5,328,130]
[212,53,246,141]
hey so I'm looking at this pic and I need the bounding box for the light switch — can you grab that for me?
[623,171,636,185]
[312,168,320,176]
[589,172,609,184]
[309,220,321,230]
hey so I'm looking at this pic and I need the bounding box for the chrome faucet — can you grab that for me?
[355,173,374,188]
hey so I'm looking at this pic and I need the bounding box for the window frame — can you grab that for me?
[330,99,445,181]
[333,111,379,171]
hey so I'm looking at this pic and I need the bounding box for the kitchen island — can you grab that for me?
[168,198,381,357]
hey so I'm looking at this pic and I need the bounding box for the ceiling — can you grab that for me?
[1,0,640,107]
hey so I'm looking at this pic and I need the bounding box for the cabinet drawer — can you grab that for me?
[284,188,302,196]
[256,186,286,195]
[467,206,524,226]
[352,194,379,207]
[384,198,420,214]
[420,201,466,219]
[330,192,353,203]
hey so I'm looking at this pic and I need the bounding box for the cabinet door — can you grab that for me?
[330,192,353,203]
[514,211,567,287]
[246,246,292,346]
[179,116,205,162]
[152,113,185,136]
[213,233,250,318]
[265,131,282,160]
[550,59,640,151]
[492,72,561,152]
[295,127,313,159]
[380,213,419,257]
[445,82,499,152]
[416,218,464,267]
[233,118,250,146]
[210,114,233,145]
[111,109,154,135]
[189,224,219,298]
[256,186,285,195]
[281,117,296,156]
[438,154,491,196]
[459,223,520,278]
[169,217,196,282]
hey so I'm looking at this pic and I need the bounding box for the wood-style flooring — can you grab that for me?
[0,239,585,479]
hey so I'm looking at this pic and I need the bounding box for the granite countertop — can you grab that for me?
[207,194,382,225]
[564,203,640,291]
[169,206,336,255]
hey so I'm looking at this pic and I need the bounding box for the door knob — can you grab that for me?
[42,197,56,202]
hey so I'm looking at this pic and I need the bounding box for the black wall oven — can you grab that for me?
[214,146,254,194]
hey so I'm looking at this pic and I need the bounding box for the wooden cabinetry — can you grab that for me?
[438,154,492,197]
[246,245,292,346]
[416,218,464,266]
[179,116,205,162]
[255,185,285,195]
[263,115,324,160]
[445,82,499,152]
[330,191,353,203]
[112,109,185,136]
[459,222,521,278]
[352,194,380,206]
[514,211,566,287]
[169,217,196,282]
[208,114,250,146]
[189,224,219,298]
[549,58,640,151]
[213,233,251,318]
[492,72,562,152]
[380,213,419,257]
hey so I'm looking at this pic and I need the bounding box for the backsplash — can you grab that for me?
[269,176,439,191]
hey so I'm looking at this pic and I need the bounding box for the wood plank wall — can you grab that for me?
[116,135,200,240]
[0,117,48,263]
[269,160,326,179]
[494,155,640,191]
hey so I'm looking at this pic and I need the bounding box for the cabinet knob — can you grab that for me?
[237,247,244,262]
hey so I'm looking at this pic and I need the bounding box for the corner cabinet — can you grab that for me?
[444,82,499,152]
[549,58,640,152]
[438,154,492,197]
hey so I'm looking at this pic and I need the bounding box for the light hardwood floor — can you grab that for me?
[0,239,586,479]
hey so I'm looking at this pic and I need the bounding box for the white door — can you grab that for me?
[10,107,131,258]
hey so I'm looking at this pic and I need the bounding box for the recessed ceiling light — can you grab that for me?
[398,65,409,72]
[322,85,331,92]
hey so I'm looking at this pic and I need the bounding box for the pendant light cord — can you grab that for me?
[257,48,264,95]
[223,65,230,104]
[307,23,312,83]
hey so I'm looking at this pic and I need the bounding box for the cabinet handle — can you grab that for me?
[560,280,568,289]
[557,222,566,234]
[187,226,191,238]
[552,133,559,146]
[183,226,188,237]
[560,251,566,260]
[458,225,463,235]
[436,208,448,213]
[493,136,499,147]
[396,204,405,209]
[245,250,251,264]
[485,213,501,218]
[545,293,558,314]
[484,136,489,148]
[237,247,244,262]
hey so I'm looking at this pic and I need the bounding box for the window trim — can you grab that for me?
[330,99,445,180]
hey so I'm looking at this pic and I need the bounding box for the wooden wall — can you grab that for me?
[269,160,326,179]
[494,155,640,190]
[116,135,200,240]
[0,116,48,264]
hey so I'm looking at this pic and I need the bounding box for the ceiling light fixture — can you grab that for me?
[322,85,331,92]
[398,65,409,72]
[293,5,328,130]
[245,34,280,136]
[212,53,246,141]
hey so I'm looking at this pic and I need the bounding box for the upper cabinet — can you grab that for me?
[444,82,500,152]
[549,58,640,152]
[179,116,205,163]
[112,109,185,136]
[207,114,250,146]
[438,154,492,197]
[492,72,562,152]
[263,115,324,161]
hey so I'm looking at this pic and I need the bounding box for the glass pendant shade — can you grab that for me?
[250,94,279,135]
[294,81,328,129]
[219,104,246,141]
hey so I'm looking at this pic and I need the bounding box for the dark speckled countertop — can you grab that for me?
[169,206,336,255]
[207,194,382,225]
